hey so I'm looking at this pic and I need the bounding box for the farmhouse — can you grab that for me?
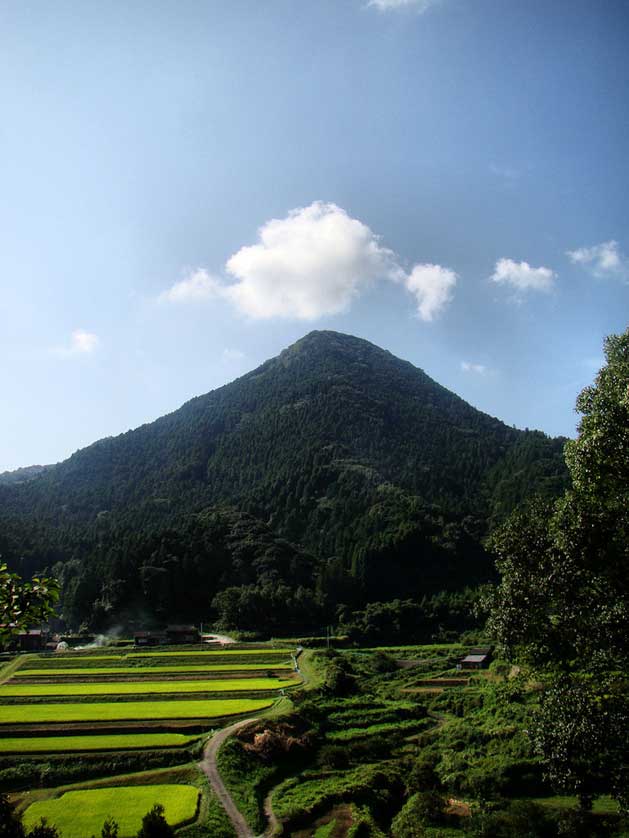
[133,630,165,647]
[166,625,201,644]
[17,629,49,651]
[460,646,493,670]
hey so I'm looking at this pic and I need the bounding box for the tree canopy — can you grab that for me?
[0,563,59,643]
[488,327,629,810]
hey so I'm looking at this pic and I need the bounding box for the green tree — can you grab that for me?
[0,563,59,644]
[0,792,25,838]
[25,821,59,838]
[100,817,119,838]
[135,805,174,838]
[488,328,629,811]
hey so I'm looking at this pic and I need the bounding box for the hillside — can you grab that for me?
[0,464,53,486]
[0,331,569,627]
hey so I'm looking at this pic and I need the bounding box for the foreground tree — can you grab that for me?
[488,328,629,811]
[0,563,59,644]
[0,797,60,838]
[135,805,174,838]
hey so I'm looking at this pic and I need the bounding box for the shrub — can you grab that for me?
[136,805,174,838]
[391,791,448,837]
[317,744,350,770]
[407,752,442,793]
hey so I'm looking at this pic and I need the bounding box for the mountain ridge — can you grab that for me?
[0,329,569,626]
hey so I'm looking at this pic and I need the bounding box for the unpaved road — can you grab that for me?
[198,650,305,836]
[199,718,258,838]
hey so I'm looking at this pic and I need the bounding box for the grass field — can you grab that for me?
[0,676,295,697]
[0,733,197,753]
[15,663,292,676]
[23,784,199,838]
[0,697,274,724]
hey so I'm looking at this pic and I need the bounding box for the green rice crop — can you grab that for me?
[23,784,199,838]
[0,732,196,753]
[15,663,291,677]
[30,655,123,662]
[126,649,293,657]
[0,697,273,724]
[1,677,294,697]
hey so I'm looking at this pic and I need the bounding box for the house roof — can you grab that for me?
[462,654,488,664]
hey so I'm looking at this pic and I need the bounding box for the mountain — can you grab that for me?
[0,331,569,627]
[0,464,53,486]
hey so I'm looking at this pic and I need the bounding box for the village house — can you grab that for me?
[165,625,201,644]
[460,646,493,670]
[133,630,166,647]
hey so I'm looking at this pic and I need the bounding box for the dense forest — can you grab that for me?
[0,331,569,631]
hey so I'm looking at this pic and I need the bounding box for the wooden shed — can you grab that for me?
[460,646,493,670]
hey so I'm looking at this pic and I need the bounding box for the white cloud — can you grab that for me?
[461,361,487,375]
[490,258,556,293]
[159,269,222,303]
[52,329,99,359]
[159,201,458,323]
[223,201,403,320]
[71,329,99,353]
[566,240,629,281]
[405,263,457,321]
[368,0,438,11]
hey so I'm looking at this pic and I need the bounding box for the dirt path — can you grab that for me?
[199,718,259,838]
[262,788,281,837]
[198,650,309,837]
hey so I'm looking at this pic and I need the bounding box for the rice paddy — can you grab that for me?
[0,732,196,753]
[22,784,200,838]
[15,662,291,676]
[0,676,295,697]
[0,696,275,724]
[2,641,298,832]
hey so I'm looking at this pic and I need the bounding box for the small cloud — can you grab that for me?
[490,258,556,293]
[159,269,222,303]
[461,361,487,375]
[224,201,403,320]
[52,329,99,359]
[566,240,629,281]
[405,263,457,321]
[71,329,99,353]
[222,348,246,362]
[367,0,438,11]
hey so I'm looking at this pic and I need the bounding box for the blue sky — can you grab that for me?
[1,0,628,472]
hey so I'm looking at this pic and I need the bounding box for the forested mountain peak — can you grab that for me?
[0,330,569,619]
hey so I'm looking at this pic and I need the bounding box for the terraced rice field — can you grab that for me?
[0,676,295,697]
[0,696,277,724]
[23,784,200,838]
[0,732,196,753]
[25,649,292,662]
[15,662,292,676]
[0,643,297,780]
